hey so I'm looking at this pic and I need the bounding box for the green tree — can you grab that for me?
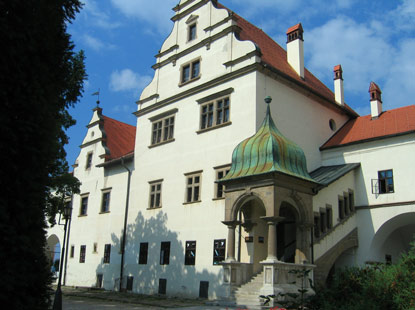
[0,1,85,309]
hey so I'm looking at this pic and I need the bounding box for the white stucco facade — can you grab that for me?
[47,0,415,302]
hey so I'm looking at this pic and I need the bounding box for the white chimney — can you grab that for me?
[369,82,382,119]
[334,65,344,106]
[286,23,304,79]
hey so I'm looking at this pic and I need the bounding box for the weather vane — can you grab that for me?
[92,89,100,107]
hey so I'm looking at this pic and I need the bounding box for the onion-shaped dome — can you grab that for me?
[221,97,314,182]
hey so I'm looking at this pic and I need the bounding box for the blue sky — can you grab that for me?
[65,0,415,167]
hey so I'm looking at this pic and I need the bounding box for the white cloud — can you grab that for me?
[109,69,152,95]
[110,0,177,34]
[306,17,394,94]
[82,0,121,29]
[390,0,415,32]
[82,34,106,51]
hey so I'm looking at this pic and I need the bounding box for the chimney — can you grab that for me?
[333,65,344,106]
[369,82,382,119]
[286,23,304,79]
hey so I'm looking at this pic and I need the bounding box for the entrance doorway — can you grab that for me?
[277,203,297,263]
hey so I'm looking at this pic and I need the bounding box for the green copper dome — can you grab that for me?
[221,98,313,182]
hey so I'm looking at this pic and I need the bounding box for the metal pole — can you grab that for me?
[52,216,68,310]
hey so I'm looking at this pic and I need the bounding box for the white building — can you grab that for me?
[47,0,415,306]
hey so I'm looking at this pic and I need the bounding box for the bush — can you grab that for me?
[308,240,415,310]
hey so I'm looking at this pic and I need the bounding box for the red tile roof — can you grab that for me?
[321,105,415,149]
[102,115,136,160]
[216,2,357,116]
[286,23,303,34]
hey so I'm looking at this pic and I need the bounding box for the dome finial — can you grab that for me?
[264,96,272,104]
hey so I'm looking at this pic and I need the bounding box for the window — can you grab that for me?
[200,97,230,130]
[215,166,230,199]
[160,242,170,265]
[93,242,98,253]
[320,209,327,234]
[181,59,200,84]
[378,170,394,193]
[101,191,110,213]
[185,172,201,203]
[344,194,349,216]
[213,239,226,265]
[314,214,320,238]
[185,241,196,265]
[338,197,345,220]
[80,196,88,216]
[151,116,174,145]
[188,24,196,41]
[103,244,111,264]
[70,245,74,258]
[86,152,93,169]
[349,191,355,213]
[326,206,333,229]
[139,242,148,265]
[79,245,86,263]
[149,180,162,209]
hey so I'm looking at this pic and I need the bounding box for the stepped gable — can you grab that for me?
[321,105,415,149]
[102,115,136,160]
[221,98,314,182]
[216,2,357,116]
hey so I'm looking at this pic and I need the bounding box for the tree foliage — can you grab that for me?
[0,0,85,309]
[308,240,415,310]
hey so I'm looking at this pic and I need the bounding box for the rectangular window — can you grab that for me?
[349,191,355,213]
[101,191,110,213]
[80,196,88,216]
[80,245,86,263]
[213,239,226,265]
[338,197,345,220]
[86,152,93,169]
[103,244,111,264]
[93,242,98,253]
[344,194,349,216]
[326,206,333,229]
[314,214,320,238]
[320,209,327,233]
[181,59,200,84]
[139,242,148,265]
[378,170,394,193]
[188,24,196,41]
[185,173,201,203]
[70,245,74,258]
[149,181,162,209]
[200,97,230,130]
[185,241,196,266]
[151,116,174,145]
[160,242,170,265]
[215,166,230,199]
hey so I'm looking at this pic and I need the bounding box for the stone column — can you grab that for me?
[222,220,240,262]
[297,222,313,264]
[261,216,282,262]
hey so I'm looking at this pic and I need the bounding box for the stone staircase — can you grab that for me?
[232,270,264,308]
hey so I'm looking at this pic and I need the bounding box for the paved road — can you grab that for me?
[63,296,240,310]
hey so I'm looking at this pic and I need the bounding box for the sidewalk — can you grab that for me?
[59,286,244,309]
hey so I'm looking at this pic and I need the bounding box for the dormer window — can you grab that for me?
[188,24,196,41]
[180,58,200,85]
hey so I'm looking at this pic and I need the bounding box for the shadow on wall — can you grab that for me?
[95,211,223,299]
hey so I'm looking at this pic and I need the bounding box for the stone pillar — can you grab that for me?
[261,216,282,262]
[222,220,239,262]
[296,222,313,264]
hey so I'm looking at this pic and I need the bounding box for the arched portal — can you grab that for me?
[235,197,267,273]
[370,212,415,263]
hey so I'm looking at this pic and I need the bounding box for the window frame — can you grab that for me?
[214,165,230,199]
[184,241,196,266]
[378,169,394,194]
[139,242,148,265]
[103,244,111,264]
[213,239,226,265]
[200,96,230,131]
[150,115,175,146]
[70,245,75,258]
[100,190,111,213]
[188,23,197,41]
[148,180,163,209]
[79,245,86,263]
[86,152,93,169]
[184,171,202,204]
[180,58,201,85]
[79,195,89,216]
[160,241,170,265]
